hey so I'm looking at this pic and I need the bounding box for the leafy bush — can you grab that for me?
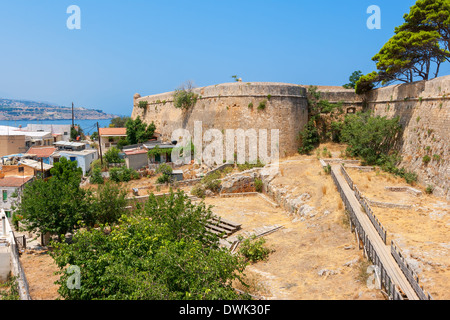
[191,184,206,199]
[298,120,320,155]
[257,99,267,111]
[138,101,148,109]
[340,112,402,165]
[109,167,139,183]
[50,190,249,300]
[173,89,198,110]
[238,235,271,263]
[237,159,265,171]
[105,147,124,164]
[254,178,263,193]
[425,185,434,195]
[422,155,431,164]
[155,163,173,184]
[90,167,104,185]
[0,276,20,300]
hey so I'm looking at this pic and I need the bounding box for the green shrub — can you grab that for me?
[191,184,206,199]
[298,120,320,155]
[105,147,124,164]
[257,100,267,111]
[90,168,104,184]
[254,178,263,193]
[138,101,148,109]
[248,102,254,109]
[173,89,198,110]
[237,159,265,171]
[422,155,431,164]
[238,235,271,263]
[433,154,441,162]
[109,167,139,183]
[323,164,331,175]
[425,185,434,195]
[155,163,173,184]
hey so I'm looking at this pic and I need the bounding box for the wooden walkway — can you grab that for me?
[331,165,419,300]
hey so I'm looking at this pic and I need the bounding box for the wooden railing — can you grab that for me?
[391,241,433,300]
[354,185,388,244]
[331,169,404,300]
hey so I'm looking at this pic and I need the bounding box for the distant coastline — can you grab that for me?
[0,98,118,122]
[0,118,114,135]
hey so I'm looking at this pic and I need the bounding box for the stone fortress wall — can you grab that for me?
[365,75,450,199]
[132,76,449,198]
[132,82,310,158]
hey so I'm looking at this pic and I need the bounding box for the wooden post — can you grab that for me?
[97,122,104,166]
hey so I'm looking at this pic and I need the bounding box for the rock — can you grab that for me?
[343,257,359,267]
[318,269,338,276]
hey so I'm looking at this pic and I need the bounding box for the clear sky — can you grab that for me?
[1,0,446,116]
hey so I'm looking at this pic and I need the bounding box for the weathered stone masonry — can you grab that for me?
[132,76,449,199]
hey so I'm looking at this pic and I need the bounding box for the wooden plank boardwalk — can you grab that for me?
[331,165,419,300]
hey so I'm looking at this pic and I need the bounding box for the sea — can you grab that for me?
[0,119,114,135]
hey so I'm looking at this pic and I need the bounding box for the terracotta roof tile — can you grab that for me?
[98,128,127,136]
[26,147,57,158]
[0,176,33,188]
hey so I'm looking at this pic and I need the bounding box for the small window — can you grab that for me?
[70,157,77,162]
[2,190,7,201]
[5,211,11,218]
[64,132,68,136]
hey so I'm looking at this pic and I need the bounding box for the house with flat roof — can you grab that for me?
[53,149,98,175]
[0,126,53,157]
[25,124,71,142]
[19,159,53,179]
[98,128,127,155]
[53,141,87,151]
[123,148,148,170]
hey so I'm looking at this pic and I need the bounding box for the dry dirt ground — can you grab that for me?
[204,196,382,300]
[18,142,449,300]
[19,250,60,300]
[346,168,450,300]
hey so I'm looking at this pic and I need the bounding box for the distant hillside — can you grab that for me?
[0,98,117,121]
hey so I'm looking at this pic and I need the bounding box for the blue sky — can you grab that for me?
[1,0,446,116]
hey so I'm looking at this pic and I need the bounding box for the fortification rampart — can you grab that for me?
[365,76,450,199]
[132,77,449,198]
[132,82,309,157]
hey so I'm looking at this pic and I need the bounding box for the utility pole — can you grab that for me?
[40,158,44,180]
[97,122,103,166]
[72,102,74,129]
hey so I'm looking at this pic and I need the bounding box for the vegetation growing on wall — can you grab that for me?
[173,81,199,110]
[298,86,344,154]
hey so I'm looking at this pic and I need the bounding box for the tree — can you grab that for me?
[343,70,363,89]
[125,116,156,145]
[104,147,123,164]
[109,116,131,128]
[50,190,249,300]
[298,86,343,154]
[357,0,450,92]
[70,125,85,141]
[17,158,86,241]
[83,181,128,228]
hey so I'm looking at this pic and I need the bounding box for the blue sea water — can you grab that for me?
[0,119,113,135]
